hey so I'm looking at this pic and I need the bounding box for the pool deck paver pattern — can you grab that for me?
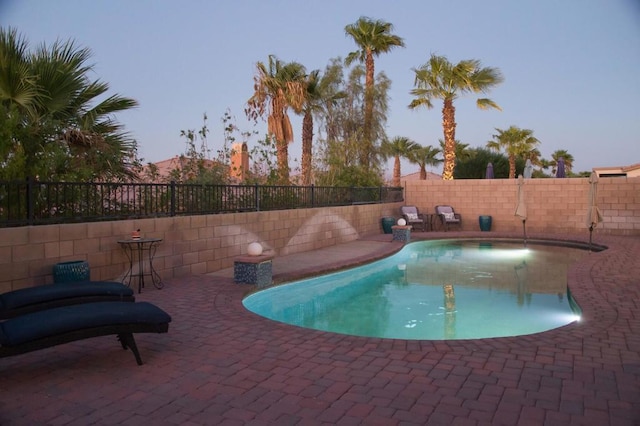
[0,231,638,425]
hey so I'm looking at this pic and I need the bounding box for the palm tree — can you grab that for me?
[527,148,542,165]
[300,70,320,186]
[1,28,139,180]
[486,126,540,178]
[35,40,139,179]
[246,55,306,184]
[380,136,417,187]
[409,54,503,180]
[345,17,404,168]
[407,145,442,180]
[438,139,471,164]
[0,28,38,112]
[539,158,553,175]
[550,150,574,175]
[299,69,346,186]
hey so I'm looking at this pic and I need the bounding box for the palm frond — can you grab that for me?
[477,98,502,111]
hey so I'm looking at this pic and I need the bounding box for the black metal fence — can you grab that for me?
[0,178,404,227]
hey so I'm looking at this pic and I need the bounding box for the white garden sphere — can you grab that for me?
[397,218,407,226]
[247,242,263,256]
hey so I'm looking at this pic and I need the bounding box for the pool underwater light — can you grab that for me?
[485,248,530,260]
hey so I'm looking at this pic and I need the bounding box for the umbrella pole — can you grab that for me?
[588,224,594,251]
[522,219,527,247]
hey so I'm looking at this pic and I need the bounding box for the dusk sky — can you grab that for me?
[3,0,639,175]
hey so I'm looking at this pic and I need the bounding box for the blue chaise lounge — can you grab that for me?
[0,301,171,365]
[0,281,135,320]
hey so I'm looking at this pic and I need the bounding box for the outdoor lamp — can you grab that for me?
[397,218,407,226]
[247,242,263,256]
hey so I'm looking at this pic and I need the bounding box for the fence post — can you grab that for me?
[311,184,315,208]
[254,184,260,211]
[26,176,34,226]
[379,186,383,203]
[170,180,176,216]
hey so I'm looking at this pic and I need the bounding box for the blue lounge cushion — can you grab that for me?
[0,281,133,310]
[0,301,171,346]
[0,281,134,319]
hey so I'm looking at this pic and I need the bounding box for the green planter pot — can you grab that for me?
[479,215,492,232]
[381,217,396,234]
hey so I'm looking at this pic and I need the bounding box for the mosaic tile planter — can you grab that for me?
[234,255,274,287]
[392,225,411,243]
[53,260,90,284]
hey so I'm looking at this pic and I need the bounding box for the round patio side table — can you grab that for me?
[117,238,164,293]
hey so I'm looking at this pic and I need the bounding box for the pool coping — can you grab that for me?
[242,236,603,342]
[225,232,621,354]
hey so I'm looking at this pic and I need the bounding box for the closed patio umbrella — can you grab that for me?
[515,174,527,246]
[556,157,566,178]
[485,162,494,179]
[586,171,603,250]
[523,159,533,179]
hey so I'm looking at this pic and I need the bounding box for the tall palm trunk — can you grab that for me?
[442,99,457,180]
[508,155,516,179]
[362,51,375,168]
[392,155,401,187]
[419,165,427,180]
[271,96,290,185]
[301,111,313,185]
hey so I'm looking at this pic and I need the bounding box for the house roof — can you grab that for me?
[400,171,442,181]
[141,156,223,181]
[592,162,640,176]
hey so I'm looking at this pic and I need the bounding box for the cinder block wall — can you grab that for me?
[2,177,638,292]
[404,177,640,234]
[0,203,401,292]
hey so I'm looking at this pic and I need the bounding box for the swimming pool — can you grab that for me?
[242,240,587,340]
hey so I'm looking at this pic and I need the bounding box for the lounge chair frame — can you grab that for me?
[400,206,429,231]
[435,205,462,231]
[0,323,168,365]
[0,301,171,365]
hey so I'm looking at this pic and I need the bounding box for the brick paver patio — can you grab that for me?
[0,232,638,425]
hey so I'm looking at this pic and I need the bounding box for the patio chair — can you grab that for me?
[0,281,135,320]
[435,205,462,231]
[0,301,171,365]
[400,205,429,231]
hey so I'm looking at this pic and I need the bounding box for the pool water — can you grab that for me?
[242,240,586,340]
